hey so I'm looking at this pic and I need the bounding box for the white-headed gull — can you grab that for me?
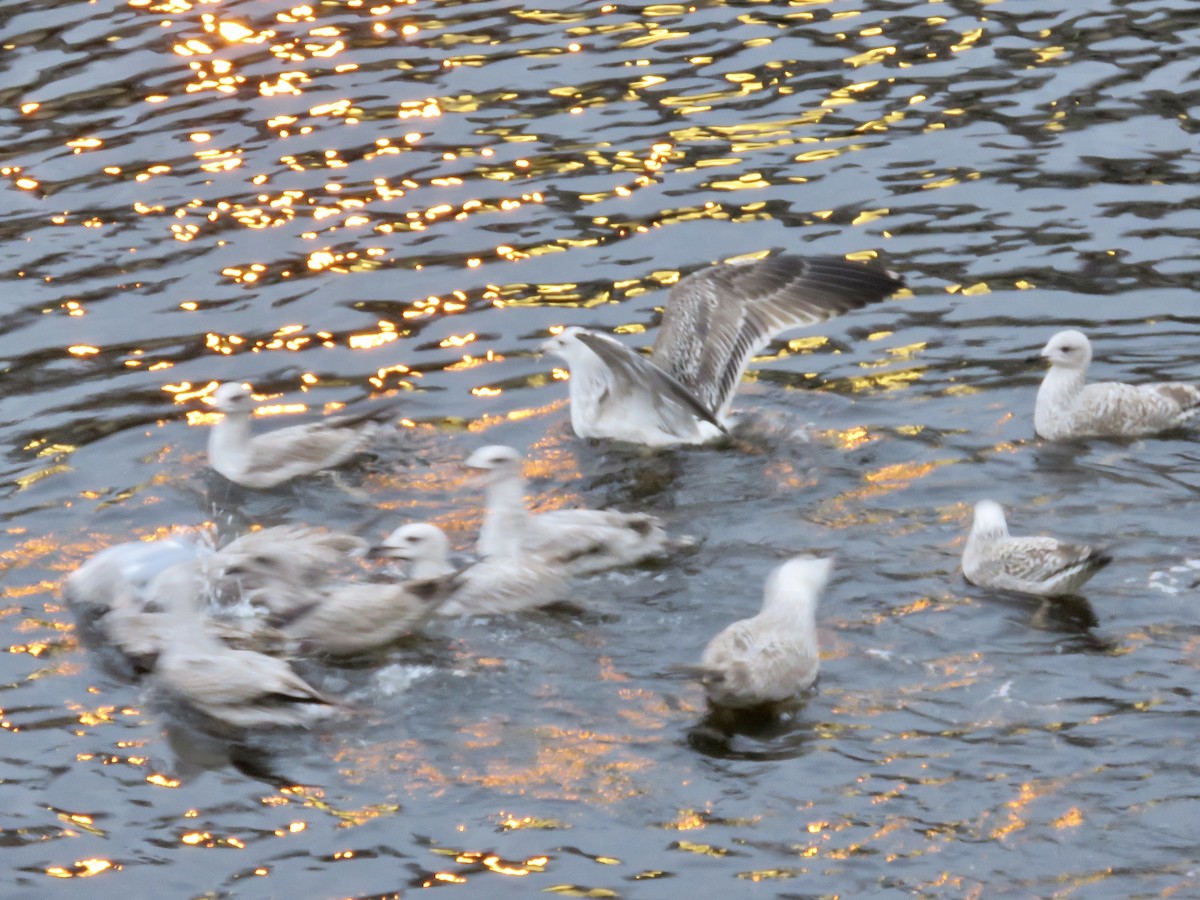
[207,382,388,488]
[1034,330,1200,440]
[375,522,569,616]
[465,444,675,575]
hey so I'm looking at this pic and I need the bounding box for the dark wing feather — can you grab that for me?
[574,331,726,433]
[650,255,905,417]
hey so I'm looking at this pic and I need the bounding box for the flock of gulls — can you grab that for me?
[65,254,1200,732]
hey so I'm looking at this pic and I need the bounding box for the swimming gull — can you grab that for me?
[207,381,389,488]
[698,556,831,711]
[277,573,458,655]
[540,254,905,445]
[148,561,342,728]
[465,444,675,575]
[374,522,570,616]
[961,500,1111,597]
[1034,329,1200,440]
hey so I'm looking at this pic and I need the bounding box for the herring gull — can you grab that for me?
[698,556,831,711]
[148,562,342,728]
[465,444,675,575]
[540,255,905,445]
[207,382,389,488]
[1034,329,1200,440]
[961,500,1111,597]
[375,522,570,616]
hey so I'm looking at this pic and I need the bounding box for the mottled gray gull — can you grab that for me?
[961,500,1111,597]
[540,254,905,445]
[148,562,342,728]
[207,382,387,488]
[1034,329,1200,440]
[375,522,570,616]
[465,444,675,575]
[698,556,831,711]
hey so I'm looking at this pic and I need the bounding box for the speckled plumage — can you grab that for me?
[961,500,1111,597]
[466,445,675,575]
[1034,330,1200,440]
[207,382,386,488]
[540,255,905,445]
[699,556,830,711]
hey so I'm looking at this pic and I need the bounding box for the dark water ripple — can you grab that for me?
[1,0,1199,895]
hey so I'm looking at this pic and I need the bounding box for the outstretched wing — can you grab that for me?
[574,331,726,433]
[650,255,905,418]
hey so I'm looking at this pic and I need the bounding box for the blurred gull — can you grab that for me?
[207,381,390,488]
[961,500,1111,597]
[697,556,831,711]
[215,525,369,618]
[65,526,372,662]
[465,444,675,575]
[1034,329,1200,440]
[375,522,569,616]
[148,561,342,728]
[277,573,459,655]
[540,255,905,446]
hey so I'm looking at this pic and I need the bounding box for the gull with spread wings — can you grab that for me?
[540,254,905,446]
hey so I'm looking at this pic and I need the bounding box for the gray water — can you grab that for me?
[2,0,1199,896]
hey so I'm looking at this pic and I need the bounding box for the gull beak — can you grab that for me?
[365,544,402,560]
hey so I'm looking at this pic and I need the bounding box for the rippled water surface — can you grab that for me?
[3,0,1200,895]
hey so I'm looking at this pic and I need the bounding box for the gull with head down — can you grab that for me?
[961,500,1111,598]
[697,556,831,712]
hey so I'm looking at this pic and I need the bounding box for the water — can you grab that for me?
[3,0,1199,895]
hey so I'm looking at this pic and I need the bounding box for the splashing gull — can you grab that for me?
[1034,329,1200,440]
[698,556,831,711]
[207,382,389,488]
[374,522,569,616]
[465,444,675,575]
[148,561,342,728]
[540,255,905,445]
[961,500,1111,597]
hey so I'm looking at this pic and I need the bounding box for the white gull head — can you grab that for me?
[971,500,1010,540]
[1039,330,1092,372]
[465,444,523,484]
[211,381,256,415]
[762,555,833,616]
[377,523,455,580]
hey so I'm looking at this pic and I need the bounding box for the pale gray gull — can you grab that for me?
[148,561,342,728]
[207,381,389,488]
[1034,329,1200,440]
[277,573,459,655]
[540,254,905,445]
[698,556,831,711]
[465,444,675,575]
[961,500,1111,597]
[375,522,570,616]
